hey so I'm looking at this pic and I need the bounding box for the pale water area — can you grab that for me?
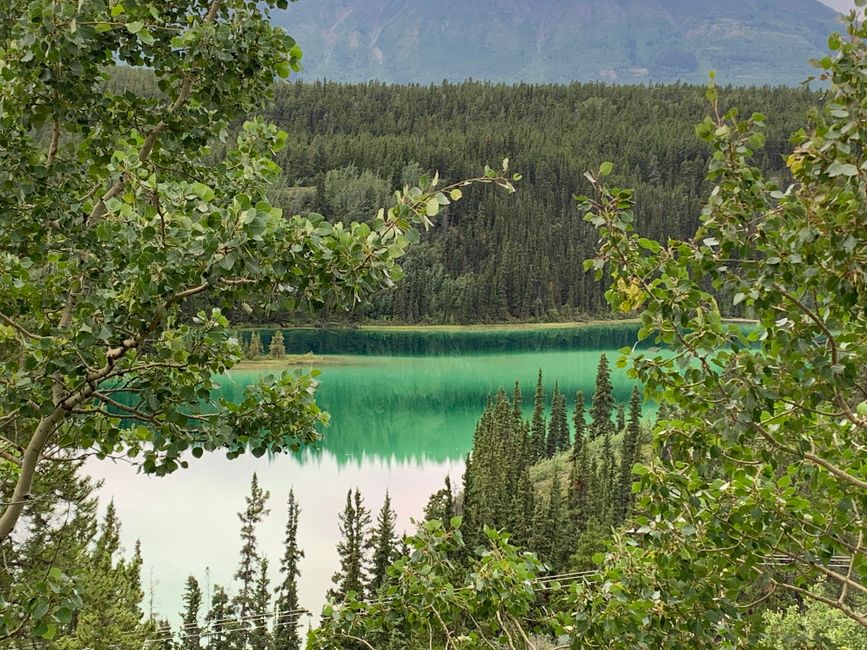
[86,323,643,625]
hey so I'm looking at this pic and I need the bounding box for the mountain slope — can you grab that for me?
[273,0,840,85]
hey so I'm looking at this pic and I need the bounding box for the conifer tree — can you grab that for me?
[179,576,203,650]
[553,385,570,453]
[205,586,235,650]
[589,354,615,439]
[233,474,270,648]
[599,430,617,526]
[368,492,398,594]
[423,476,455,526]
[246,332,263,360]
[616,403,626,433]
[529,369,546,461]
[274,490,303,650]
[512,379,523,423]
[62,503,150,650]
[543,469,568,570]
[250,558,271,650]
[572,391,586,458]
[269,330,286,359]
[329,489,371,601]
[151,620,174,649]
[617,386,643,521]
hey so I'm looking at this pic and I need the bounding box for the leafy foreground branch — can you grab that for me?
[0,0,516,640]
[571,6,867,648]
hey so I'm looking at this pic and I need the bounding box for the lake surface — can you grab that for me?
[86,323,642,627]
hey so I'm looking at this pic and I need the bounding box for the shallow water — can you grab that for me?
[87,323,641,625]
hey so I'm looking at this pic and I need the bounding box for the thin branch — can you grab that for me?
[770,577,867,630]
[0,313,45,341]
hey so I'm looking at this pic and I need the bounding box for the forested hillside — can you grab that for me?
[258,81,817,322]
[271,0,839,85]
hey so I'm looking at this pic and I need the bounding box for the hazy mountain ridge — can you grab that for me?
[273,0,841,85]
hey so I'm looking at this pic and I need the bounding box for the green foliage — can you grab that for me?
[574,9,867,646]
[763,583,867,650]
[54,505,149,649]
[309,522,546,650]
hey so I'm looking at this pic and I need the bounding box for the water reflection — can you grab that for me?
[88,324,642,625]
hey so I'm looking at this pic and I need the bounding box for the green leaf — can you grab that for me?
[425,198,439,217]
[827,161,858,177]
[599,161,614,177]
[126,20,144,34]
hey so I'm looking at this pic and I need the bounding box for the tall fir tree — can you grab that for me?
[250,558,271,650]
[246,331,263,359]
[329,489,371,601]
[233,473,270,648]
[551,384,570,454]
[616,403,626,433]
[179,575,203,650]
[512,379,523,423]
[589,354,615,439]
[269,330,285,358]
[617,386,643,521]
[572,390,586,458]
[529,369,546,461]
[368,492,398,594]
[274,490,303,650]
[205,585,236,650]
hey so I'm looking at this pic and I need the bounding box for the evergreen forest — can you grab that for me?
[2,0,866,649]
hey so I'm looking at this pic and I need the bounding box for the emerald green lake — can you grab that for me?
[86,323,642,625]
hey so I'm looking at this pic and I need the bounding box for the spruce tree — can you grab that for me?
[589,354,615,439]
[544,469,568,571]
[233,474,270,648]
[529,369,546,461]
[269,330,286,359]
[512,379,523,422]
[616,403,626,433]
[250,558,272,650]
[617,386,643,521]
[599,430,617,526]
[368,492,398,594]
[329,489,371,601]
[572,390,586,458]
[545,384,563,458]
[179,576,203,650]
[63,503,150,649]
[205,586,235,650]
[553,384,570,453]
[246,332,263,359]
[423,476,455,526]
[274,490,303,650]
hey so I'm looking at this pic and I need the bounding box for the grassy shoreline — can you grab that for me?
[233,318,642,334]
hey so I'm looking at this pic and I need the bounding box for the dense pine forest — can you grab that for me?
[257,81,817,323]
[109,70,820,325]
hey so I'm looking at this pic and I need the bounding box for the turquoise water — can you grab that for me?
[87,323,641,626]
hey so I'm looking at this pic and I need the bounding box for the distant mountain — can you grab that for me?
[272,0,841,86]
